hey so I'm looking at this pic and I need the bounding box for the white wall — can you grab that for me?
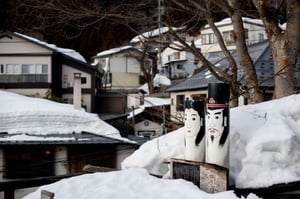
[62,65,92,89]
[111,72,140,89]
[170,90,208,123]
[0,34,53,54]
[109,53,141,74]
[162,46,198,78]
[127,93,141,109]
[62,93,92,112]
[200,20,266,54]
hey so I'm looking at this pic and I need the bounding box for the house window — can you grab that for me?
[0,64,48,83]
[258,33,264,41]
[174,52,180,60]
[21,64,48,74]
[176,95,185,111]
[177,64,183,70]
[201,33,217,44]
[6,64,20,74]
[223,31,235,46]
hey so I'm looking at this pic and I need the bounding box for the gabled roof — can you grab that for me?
[93,45,141,58]
[130,26,184,43]
[167,40,300,92]
[0,31,87,63]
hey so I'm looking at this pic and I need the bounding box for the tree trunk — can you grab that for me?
[253,0,300,99]
[231,10,264,103]
[271,40,297,98]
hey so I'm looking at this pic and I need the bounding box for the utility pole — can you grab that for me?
[157,0,163,71]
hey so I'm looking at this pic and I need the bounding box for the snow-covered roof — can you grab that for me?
[127,97,171,119]
[0,90,131,143]
[94,45,134,57]
[14,32,87,63]
[153,74,171,87]
[204,17,264,28]
[130,26,184,43]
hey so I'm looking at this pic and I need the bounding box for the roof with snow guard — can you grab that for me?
[167,40,300,92]
[130,27,184,43]
[93,45,141,58]
[0,132,132,146]
[0,31,87,64]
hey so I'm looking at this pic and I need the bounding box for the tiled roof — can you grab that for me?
[167,40,300,92]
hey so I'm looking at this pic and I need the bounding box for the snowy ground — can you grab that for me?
[123,94,300,188]
[3,91,300,199]
[23,168,259,199]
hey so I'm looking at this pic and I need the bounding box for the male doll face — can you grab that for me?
[207,108,225,138]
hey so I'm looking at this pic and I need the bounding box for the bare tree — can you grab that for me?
[252,0,300,98]
[16,0,299,101]
[165,0,263,105]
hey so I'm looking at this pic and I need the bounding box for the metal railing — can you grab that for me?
[0,74,48,83]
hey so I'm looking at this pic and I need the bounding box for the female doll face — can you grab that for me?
[184,108,201,137]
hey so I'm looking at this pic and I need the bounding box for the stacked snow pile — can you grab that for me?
[23,168,259,199]
[122,94,300,188]
[0,90,123,140]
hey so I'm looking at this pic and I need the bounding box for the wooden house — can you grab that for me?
[0,31,97,112]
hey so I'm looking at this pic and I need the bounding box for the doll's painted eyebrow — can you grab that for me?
[207,111,221,115]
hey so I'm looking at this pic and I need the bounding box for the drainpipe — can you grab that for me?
[73,73,82,110]
[0,148,4,180]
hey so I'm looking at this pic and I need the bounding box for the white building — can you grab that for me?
[91,45,151,90]
[200,17,267,54]
[161,41,201,79]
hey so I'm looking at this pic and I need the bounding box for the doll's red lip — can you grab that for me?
[187,130,191,133]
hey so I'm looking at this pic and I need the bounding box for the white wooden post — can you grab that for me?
[73,73,82,110]
[54,146,68,175]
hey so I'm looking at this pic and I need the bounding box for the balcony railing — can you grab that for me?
[0,74,48,83]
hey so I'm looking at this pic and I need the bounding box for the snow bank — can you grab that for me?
[23,168,258,199]
[0,91,124,141]
[122,94,300,188]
